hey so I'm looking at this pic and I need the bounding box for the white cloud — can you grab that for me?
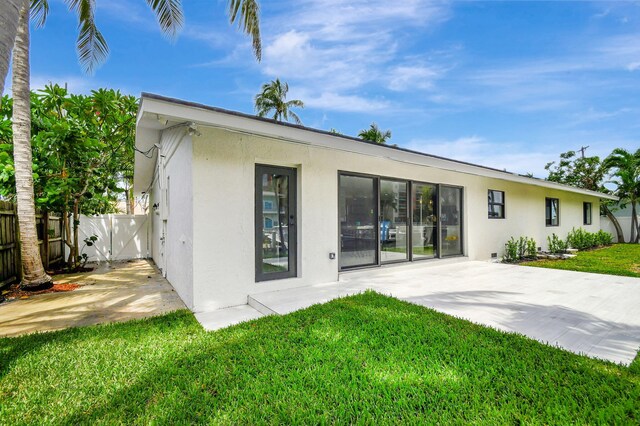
[404,136,556,177]
[294,91,391,113]
[387,65,440,91]
[258,0,452,113]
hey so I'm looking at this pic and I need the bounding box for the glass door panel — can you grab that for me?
[255,165,297,281]
[411,183,437,259]
[339,174,378,269]
[440,186,463,256]
[380,179,408,263]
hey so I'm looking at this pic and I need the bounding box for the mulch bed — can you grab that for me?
[1,283,81,303]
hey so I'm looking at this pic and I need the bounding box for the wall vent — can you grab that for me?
[491,252,498,258]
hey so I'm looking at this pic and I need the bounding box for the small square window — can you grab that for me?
[488,190,505,219]
[545,198,559,226]
[583,202,592,225]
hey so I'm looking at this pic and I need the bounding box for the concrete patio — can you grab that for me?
[198,259,640,365]
[0,260,185,337]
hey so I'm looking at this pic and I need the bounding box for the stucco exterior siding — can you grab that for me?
[188,127,601,311]
[150,128,194,308]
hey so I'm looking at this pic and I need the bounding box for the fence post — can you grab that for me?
[42,210,50,270]
[14,203,22,283]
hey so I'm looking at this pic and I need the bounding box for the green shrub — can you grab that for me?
[567,227,613,250]
[503,237,519,262]
[547,233,568,254]
[567,227,594,250]
[595,230,613,246]
[526,238,537,257]
[503,236,537,262]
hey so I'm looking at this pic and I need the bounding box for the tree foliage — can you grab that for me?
[603,148,640,243]
[358,123,391,144]
[544,149,632,243]
[254,78,304,124]
[0,84,136,215]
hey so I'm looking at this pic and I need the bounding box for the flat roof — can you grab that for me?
[134,92,617,201]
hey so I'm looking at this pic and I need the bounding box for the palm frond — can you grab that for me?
[31,0,49,28]
[65,0,109,74]
[228,0,262,60]
[145,0,184,38]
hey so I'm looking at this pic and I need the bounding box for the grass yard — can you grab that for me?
[1,292,639,424]
[522,243,640,278]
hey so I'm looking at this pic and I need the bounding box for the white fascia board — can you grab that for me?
[136,95,618,201]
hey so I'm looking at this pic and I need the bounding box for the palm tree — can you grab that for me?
[12,4,52,290]
[603,148,640,243]
[0,0,23,98]
[10,0,261,288]
[255,79,304,124]
[359,123,391,144]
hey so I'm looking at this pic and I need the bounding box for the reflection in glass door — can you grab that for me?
[380,179,408,263]
[255,165,297,281]
[339,174,378,269]
[412,183,437,259]
[440,185,463,256]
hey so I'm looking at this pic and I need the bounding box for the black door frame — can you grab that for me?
[338,171,464,272]
[255,164,297,282]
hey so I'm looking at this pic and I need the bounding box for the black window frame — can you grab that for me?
[583,202,592,225]
[488,189,505,219]
[545,197,560,227]
[255,164,298,282]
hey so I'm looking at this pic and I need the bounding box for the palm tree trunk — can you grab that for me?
[0,0,23,98]
[603,205,625,243]
[631,201,639,243]
[12,4,52,289]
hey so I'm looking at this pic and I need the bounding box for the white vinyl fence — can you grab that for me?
[65,214,149,262]
[601,214,639,243]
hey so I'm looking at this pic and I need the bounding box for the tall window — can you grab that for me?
[583,202,592,225]
[488,190,505,219]
[546,198,559,226]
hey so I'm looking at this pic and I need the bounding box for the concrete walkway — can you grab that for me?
[243,260,640,365]
[0,260,185,337]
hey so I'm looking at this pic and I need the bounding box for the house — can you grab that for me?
[134,93,617,312]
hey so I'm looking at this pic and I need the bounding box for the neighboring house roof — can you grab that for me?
[134,93,617,201]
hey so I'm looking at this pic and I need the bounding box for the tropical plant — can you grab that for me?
[10,5,51,289]
[603,148,640,243]
[8,0,261,287]
[0,85,138,269]
[545,150,624,242]
[358,123,391,144]
[254,79,304,124]
[0,0,22,98]
[503,236,537,262]
[547,233,568,254]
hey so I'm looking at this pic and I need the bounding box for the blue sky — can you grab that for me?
[9,0,640,176]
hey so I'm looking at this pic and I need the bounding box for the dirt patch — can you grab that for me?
[1,283,81,303]
[631,264,640,274]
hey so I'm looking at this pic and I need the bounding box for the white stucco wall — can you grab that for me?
[188,127,603,311]
[149,128,194,308]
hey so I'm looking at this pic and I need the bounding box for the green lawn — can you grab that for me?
[522,243,640,278]
[1,292,639,424]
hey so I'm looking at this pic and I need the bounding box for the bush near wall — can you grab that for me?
[567,228,613,250]
[503,236,537,263]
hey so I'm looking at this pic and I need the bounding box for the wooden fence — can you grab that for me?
[0,200,64,288]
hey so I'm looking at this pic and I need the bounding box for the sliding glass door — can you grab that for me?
[411,183,437,259]
[255,165,297,281]
[339,174,378,269]
[380,179,408,263]
[339,173,463,271]
[440,185,463,256]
